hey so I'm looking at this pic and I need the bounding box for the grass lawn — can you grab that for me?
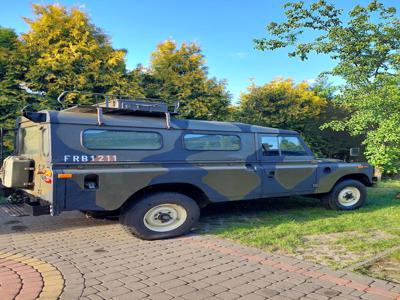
[207,180,400,281]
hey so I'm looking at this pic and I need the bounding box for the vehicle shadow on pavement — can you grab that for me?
[0,209,118,235]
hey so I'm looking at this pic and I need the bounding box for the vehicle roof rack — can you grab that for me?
[57,91,179,128]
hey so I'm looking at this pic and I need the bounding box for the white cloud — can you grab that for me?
[231,52,248,60]
[305,78,316,84]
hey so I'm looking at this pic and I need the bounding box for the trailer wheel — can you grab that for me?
[322,179,366,210]
[120,192,200,240]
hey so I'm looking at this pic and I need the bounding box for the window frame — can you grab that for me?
[81,129,163,151]
[183,132,242,152]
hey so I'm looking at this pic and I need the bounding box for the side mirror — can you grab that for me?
[349,148,360,157]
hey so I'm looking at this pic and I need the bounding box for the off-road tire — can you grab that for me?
[120,192,200,240]
[321,179,366,210]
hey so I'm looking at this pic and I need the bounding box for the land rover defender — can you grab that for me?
[0,92,374,240]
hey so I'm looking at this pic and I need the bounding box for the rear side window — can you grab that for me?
[83,130,162,150]
[184,133,240,151]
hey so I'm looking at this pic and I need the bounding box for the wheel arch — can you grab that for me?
[335,173,372,188]
[121,182,210,210]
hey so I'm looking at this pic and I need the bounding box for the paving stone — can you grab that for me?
[148,293,174,300]
[157,279,187,289]
[315,287,341,297]
[216,291,241,300]
[256,287,280,297]
[239,294,266,300]
[182,289,215,299]
[219,277,249,288]
[113,290,148,299]
[270,296,293,300]
[279,289,306,299]
[166,285,197,297]
[0,209,399,300]
[230,284,259,295]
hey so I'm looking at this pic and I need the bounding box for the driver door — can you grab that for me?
[258,134,317,197]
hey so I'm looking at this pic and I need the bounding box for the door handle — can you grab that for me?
[245,163,257,172]
[267,170,275,178]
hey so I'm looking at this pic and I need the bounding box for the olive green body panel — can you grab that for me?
[59,162,264,211]
[314,162,373,194]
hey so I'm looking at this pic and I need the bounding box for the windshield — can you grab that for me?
[19,126,40,155]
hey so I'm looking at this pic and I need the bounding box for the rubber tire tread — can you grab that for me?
[322,179,366,211]
[120,192,200,240]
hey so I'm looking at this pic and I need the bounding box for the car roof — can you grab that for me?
[44,110,298,135]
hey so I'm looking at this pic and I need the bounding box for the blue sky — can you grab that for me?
[0,0,398,102]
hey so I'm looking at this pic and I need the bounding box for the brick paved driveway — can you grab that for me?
[0,207,399,300]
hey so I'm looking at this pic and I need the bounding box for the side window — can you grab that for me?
[279,136,308,156]
[261,136,279,156]
[183,133,241,151]
[20,127,40,155]
[260,135,309,157]
[83,130,162,150]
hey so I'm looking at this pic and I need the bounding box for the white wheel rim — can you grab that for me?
[143,204,187,232]
[338,186,361,207]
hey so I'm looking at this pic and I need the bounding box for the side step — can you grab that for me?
[0,203,29,217]
[0,202,50,217]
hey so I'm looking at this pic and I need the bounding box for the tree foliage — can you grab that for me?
[19,4,143,107]
[143,40,230,120]
[324,75,400,172]
[0,27,39,153]
[308,77,363,159]
[255,0,400,173]
[237,78,325,130]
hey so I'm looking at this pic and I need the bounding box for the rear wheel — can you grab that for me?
[322,179,366,210]
[120,192,200,240]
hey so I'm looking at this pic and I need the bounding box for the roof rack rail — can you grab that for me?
[57,91,180,128]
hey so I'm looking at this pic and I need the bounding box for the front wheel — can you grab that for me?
[322,179,367,210]
[120,192,200,240]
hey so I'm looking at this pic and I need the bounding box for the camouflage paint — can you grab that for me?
[314,162,373,194]
[1,109,374,214]
[274,164,316,190]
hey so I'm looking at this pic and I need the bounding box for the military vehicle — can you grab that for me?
[0,92,375,240]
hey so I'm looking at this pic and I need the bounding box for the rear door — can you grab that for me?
[258,134,317,197]
[182,131,262,201]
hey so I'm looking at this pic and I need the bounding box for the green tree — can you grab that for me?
[20,4,143,107]
[254,0,400,173]
[0,27,36,153]
[237,78,326,130]
[144,40,230,120]
[307,77,363,159]
[327,75,400,172]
